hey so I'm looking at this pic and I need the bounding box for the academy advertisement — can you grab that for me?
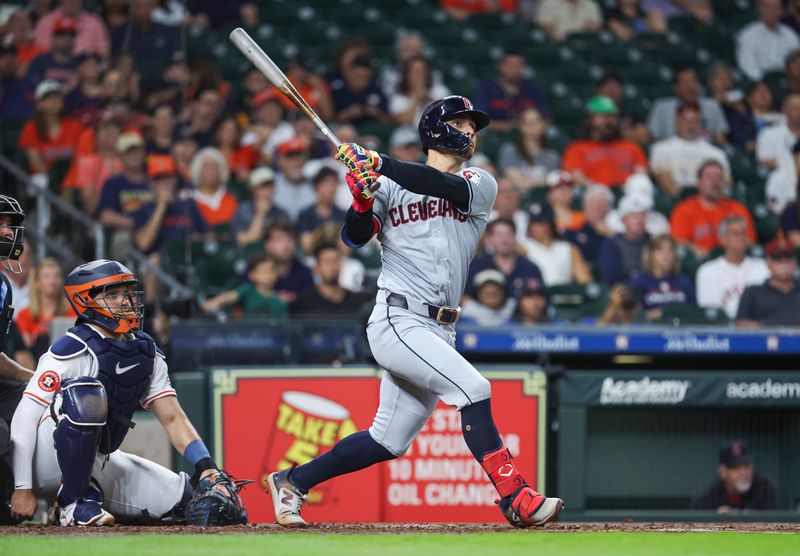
[212,367,547,523]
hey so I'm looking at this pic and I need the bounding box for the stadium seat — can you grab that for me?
[657,303,729,326]
[548,282,609,322]
[677,245,703,282]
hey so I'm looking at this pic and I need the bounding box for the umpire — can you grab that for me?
[0,194,33,523]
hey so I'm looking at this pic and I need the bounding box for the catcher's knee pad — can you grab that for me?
[54,378,107,506]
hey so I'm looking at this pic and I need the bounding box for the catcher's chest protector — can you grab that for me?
[69,325,155,453]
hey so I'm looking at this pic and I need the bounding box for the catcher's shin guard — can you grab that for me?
[480,446,564,527]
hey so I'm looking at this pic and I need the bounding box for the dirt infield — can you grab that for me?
[2,522,800,536]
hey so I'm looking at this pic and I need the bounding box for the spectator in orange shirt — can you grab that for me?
[562,96,648,187]
[15,257,76,359]
[18,80,83,185]
[670,160,757,259]
[189,147,238,227]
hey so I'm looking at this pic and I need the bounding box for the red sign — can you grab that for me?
[213,368,546,523]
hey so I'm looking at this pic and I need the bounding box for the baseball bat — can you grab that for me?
[229,27,379,196]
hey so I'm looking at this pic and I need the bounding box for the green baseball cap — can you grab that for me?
[586,95,619,115]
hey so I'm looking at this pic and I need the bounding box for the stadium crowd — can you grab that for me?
[3,0,800,357]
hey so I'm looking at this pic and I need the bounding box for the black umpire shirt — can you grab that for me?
[691,473,778,510]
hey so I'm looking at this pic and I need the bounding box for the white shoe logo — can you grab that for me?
[115,362,139,375]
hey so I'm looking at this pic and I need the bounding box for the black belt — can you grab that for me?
[385,292,462,325]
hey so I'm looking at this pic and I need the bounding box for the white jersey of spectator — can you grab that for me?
[649,136,731,190]
[523,238,573,286]
[274,173,315,222]
[766,163,798,215]
[369,166,498,307]
[696,256,771,318]
[736,20,800,81]
[756,119,798,168]
[536,0,603,39]
[647,98,729,141]
[151,0,188,26]
[241,122,295,159]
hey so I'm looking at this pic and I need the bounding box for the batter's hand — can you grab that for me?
[346,171,378,213]
[336,143,382,173]
[11,488,37,521]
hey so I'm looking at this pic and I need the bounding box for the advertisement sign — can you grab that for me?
[212,367,546,523]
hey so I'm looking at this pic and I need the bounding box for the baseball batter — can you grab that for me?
[268,96,564,528]
[10,260,247,526]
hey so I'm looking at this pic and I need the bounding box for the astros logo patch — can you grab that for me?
[38,370,60,393]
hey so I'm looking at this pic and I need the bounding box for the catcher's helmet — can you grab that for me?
[0,194,24,274]
[418,95,490,155]
[64,259,144,334]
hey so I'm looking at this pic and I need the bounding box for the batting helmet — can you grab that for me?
[418,95,490,154]
[64,259,144,334]
[0,194,24,274]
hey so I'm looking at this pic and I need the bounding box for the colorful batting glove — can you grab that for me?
[346,170,380,213]
[336,142,382,173]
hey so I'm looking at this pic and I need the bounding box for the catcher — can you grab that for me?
[10,259,247,526]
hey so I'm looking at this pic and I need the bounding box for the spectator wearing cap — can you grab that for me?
[466,218,544,300]
[562,96,647,188]
[97,132,154,251]
[34,0,110,57]
[594,73,650,146]
[737,238,800,327]
[489,177,529,244]
[498,108,560,191]
[650,102,731,199]
[647,66,729,145]
[329,38,389,125]
[474,52,551,134]
[692,440,777,511]
[189,147,238,227]
[389,126,423,163]
[296,168,347,255]
[460,270,516,327]
[564,185,615,267]
[26,17,79,92]
[232,166,290,246]
[596,195,650,285]
[606,174,671,236]
[670,160,756,259]
[111,0,180,81]
[63,116,123,216]
[545,170,585,233]
[201,253,288,318]
[536,0,603,41]
[757,93,800,170]
[390,56,451,127]
[18,79,83,179]
[133,155,209,255]
[696,216,770,319]
[262,221,314,303]
[274,138,315,222]
[737,0,800,82]
[629,234,695,320]
[241,88,293,163]
[64,50,107,123]
[0,38,32,120]
[524,202,592,286]
[511,283,552,325]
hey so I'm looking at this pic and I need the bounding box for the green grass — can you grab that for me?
[1,532,799,556]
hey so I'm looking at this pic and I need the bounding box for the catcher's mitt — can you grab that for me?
[185,469,251,526]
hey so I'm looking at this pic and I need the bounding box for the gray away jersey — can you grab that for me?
[370,166,498,307]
